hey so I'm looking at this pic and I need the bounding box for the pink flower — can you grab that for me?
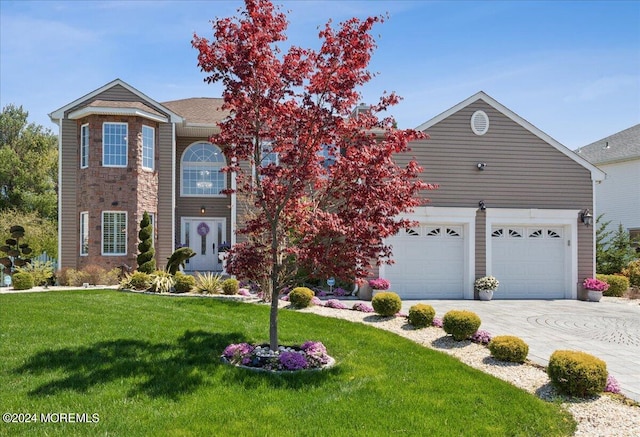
[583,278,609,291]
[368,278,390,290]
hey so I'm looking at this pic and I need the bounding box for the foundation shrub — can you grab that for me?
[407,304,436,328]
[547,350,607,397]
[120,271,152,291]
[67,269,91,287]
[12,272,34,290]
[621,260,640,287]
[371,291,402,316]
[56,267,70,286]
[194,272,224,294]
[150,270,175,293]
[596,274,629,297]
[15,260,54,286]
[222,278,240,295]
[289,287,315,308]
[443,310,481,341]
[174,272,195,293]
[488,335,529,362]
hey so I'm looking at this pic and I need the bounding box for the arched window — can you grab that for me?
[181,142,226,196]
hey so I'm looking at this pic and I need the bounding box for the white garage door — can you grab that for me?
[491,226,566,299]
[386,225,464,299]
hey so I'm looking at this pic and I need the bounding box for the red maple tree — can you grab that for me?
[193,0,436,349]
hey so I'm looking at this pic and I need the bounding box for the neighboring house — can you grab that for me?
[575,124,640,247]
[380,92,604,300]
[50,80,604,299]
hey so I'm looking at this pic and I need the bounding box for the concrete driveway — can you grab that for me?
[399,297,640,402]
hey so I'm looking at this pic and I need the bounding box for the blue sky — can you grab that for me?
[1,0,638,149]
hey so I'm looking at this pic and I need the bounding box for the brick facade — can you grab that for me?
[76,115,159,270]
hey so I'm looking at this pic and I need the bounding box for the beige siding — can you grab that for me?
[59,119,78,269]
[157,123,174,265]
[397,100,595,290]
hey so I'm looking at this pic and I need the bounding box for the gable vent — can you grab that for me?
[471,110,489,135]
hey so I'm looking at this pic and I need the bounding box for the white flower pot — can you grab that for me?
[587,290,603,302]
[478,289,494,301]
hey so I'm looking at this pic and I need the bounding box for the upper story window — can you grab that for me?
[103,122,128,167]
[142,125,155,170]
[102,211,127,255]
[181,142,226,196]
[261,141,279,167]
[80,124,89,168]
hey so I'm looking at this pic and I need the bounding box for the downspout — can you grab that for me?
[56,118,63,270]
[591,178,597,277]
[231,168,237,247]
[171,122,176,252]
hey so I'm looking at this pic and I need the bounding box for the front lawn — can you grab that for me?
[0,290,575,436]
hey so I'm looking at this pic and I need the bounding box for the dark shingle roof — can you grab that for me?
[576,124,640,164]
[161,98,230,125]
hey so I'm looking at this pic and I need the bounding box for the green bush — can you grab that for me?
[137,212,156,274]
[547,350,607,397]
[408,304,435,328]
[371,291,402,316]
[597,274,629,297]
[222,278,239,295]
[119,271,152,291]
[289,287,315,308]
[150,270,175,293]
[194,272,223,294]
[15,260,54,286]
[622,260,640,287]
[174,272,195,293]
[488,336,529,363]
[12,272,34,290]
[443,310,481,341]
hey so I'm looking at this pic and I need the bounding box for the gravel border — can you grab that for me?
[300,304,640,437]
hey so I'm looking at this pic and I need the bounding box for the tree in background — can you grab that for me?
[0,208,57,259]
[137,212,156,273]
[193,0,436,349]
[0,104,58,221]
[596,214,638,274]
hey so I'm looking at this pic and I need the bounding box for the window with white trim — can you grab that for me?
[80,124,89,168]
[80,212,89,255]
[103,122,128,167]
[318,144,339,170]
[102,211,127,255]
[181,142,226,196]
[142,125,154,170]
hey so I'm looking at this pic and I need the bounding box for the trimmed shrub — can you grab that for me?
[548,350,607,397]
[488,335,529,362]
[622,260,640,287]
[222,278,240,295]
[12,272,34,290]
[56,267,70,286]
[597,274,629,297]
[408,304,435,328]
[174,272,195,293]
[120,271,152,291]
[67,269,91,287]
[443,310,481,341]
[137,212,156,274]
[371,291,402,316]
[289,287,315,308]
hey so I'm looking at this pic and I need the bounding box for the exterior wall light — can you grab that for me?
[200,206,206,215]
[479,200,486,211]
[581,209,593,227]
[477,162,487,171]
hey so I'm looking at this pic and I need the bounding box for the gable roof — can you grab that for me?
[48,78,183,123]
[575,124,640,165]
[415,91,606,182]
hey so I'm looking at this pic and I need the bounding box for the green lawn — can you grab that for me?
[0,290,575,436]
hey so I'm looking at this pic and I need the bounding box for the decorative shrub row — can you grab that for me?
[408,304,435,328]
[58,265,120,287]
[488,336,529,363]
[443,310,481,341]
[596,274,629,297]
[548,350,607,397]
[371,291,402,316]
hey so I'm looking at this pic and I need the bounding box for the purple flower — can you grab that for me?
[301,341,330,367]
[352,302,374,313]
[311,296,323,306]
[316,290,327,297]
[605,375,621,394]
[333,287,347,297]
[223,343,254,365]
[432,317,443,328]
[280,294,290,301]
[470,329,492,345]
[325,299,348,309]
[238,288,251,296]
[279,351,308,371]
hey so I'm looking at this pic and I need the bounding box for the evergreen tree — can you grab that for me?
[136,212,155,273]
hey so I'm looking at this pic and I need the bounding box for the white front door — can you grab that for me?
[181,218,226,272]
